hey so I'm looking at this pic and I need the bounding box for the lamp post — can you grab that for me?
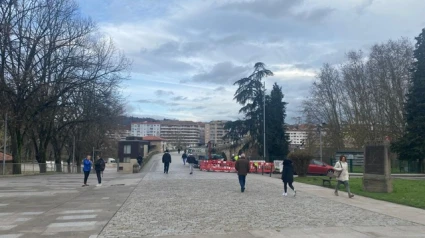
[317,123,326,162]
[2,113,7,175]
[263,81,266,161]
[72,136,75,173]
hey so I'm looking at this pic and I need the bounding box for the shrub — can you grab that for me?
[288,150,313,177]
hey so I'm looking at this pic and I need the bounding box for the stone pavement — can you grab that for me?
[1,152,425,238]
[99,153,425,238]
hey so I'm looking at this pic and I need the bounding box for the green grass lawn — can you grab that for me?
[350,166,412,174]
[295,176,425,209]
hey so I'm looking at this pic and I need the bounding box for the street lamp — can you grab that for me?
[263,81,266,161]
[317,123,326,162]
[2,113,7,175]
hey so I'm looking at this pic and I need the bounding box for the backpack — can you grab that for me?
[96,159,105,171]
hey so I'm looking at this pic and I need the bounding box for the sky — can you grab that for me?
[76,0,425,123]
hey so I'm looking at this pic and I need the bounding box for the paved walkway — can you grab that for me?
[1,152,425,237]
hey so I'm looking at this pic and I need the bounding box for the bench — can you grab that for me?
[322,172,335,187]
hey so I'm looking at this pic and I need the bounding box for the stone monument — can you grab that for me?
[363,141,393,193]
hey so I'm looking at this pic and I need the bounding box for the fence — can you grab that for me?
[329,158,424,174]
[0,163,83,175]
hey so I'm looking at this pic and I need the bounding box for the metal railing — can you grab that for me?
[0,163,83,175]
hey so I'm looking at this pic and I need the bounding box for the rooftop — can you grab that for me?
[0,152,13,161]
[142,136,166,141]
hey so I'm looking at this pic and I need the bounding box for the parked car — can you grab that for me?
[211,154,223,160]
[308,159,334,175]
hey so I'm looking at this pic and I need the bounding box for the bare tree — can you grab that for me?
[303,38,413,151]
[0,0,128,173]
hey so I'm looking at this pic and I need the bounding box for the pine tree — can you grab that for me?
[232,62,273,157]
[266,83,289,161]
[391,28,425,172]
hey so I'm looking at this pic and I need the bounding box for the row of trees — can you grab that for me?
[303,38,413,151]
[0,0,128,173]
[224,62,289,161]
[303,28,425,171]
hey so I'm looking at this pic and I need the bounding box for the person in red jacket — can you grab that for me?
[234,153,250,192]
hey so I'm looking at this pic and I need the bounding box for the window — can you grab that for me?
[124,145,131,154]
[124,157,131,163]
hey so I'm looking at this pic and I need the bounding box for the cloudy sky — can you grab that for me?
[76,0,425,123]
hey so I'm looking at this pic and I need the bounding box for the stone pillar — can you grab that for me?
[363,141,393,193]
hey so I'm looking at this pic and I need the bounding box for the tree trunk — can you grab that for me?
[38,150,47,173]
[10,131,23,174]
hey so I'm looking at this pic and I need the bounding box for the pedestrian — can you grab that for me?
[82,155,92,187]
[281,159,296,197]
[178,148,181,154]
[187,153,196,175]
[334,155,354,198]
[162,149,172,174]
[234,153,250,192]
[94,156,106,186]
[182,152,188,165]
[137,154,143,166]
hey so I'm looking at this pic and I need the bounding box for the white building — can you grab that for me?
[160,121,202,148]
[286,125,310,145]
[205,120,228,145]
[131,122,161,137]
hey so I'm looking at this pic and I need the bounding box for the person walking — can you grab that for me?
[137,154,143,166]
[162,150,172,174]
[82,155,92,187]
[182,152,188,165]
[234,153,250,192]
[186,153,196,175]
[281,159,296,197]
[334,155,354,198]
[178,148,181,154]
[94,156,106,186]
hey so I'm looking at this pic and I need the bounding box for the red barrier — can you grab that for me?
[199,160,273,173]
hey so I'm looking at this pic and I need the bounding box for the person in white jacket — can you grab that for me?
[334,155,354,198]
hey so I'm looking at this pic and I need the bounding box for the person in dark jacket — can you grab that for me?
[82,155,92,187]
[234,153,250,192]
[137,154,143,166]
[162,150,172,174]
[182,152,188,165]
[281,159,296,197]
[186,153,196,175]
[94,156,105,186]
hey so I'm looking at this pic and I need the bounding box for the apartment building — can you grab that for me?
[286,124,310,145]
[130,122,161,137]
[205,120,228,145]
[160,120,202,148]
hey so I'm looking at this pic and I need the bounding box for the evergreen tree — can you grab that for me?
[266,83,289,161]
[391,28,425,172]
[231,62,273,157]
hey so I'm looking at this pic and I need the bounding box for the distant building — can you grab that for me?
[142,136,167,153]
[131,122,161,137]
[286,125,309,145]
[107,125,131,141]
[160,121,202,148]
[205,120,228,146]
[117,136,149,173]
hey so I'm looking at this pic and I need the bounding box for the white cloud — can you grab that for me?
[77,0,425,123]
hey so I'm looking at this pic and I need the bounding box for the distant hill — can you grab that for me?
[118,116,159,126]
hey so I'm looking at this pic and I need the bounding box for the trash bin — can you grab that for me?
[133,164,140,173]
